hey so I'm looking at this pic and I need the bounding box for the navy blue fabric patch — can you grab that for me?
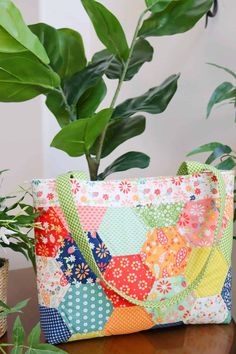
[151,321,184,330]
[39,306,71,344]
[221,267,232,311]
[56,232,112,284]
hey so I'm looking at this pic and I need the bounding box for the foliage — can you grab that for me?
[0,170,40,271]
[0,0,213,180]
[187,64,236,225]
[0,299,67,353]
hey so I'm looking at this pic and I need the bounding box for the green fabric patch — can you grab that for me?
[58,283,113,335]
[135,203,185,228]
[219,221,233,266]
[98,207,148,255]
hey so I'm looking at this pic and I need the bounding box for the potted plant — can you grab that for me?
[187,63,236,223]
[0,0,213,181]
[0,170,40,337]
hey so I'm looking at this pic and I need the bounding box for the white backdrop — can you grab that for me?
[0,1,236,316]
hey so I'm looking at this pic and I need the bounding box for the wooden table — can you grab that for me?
[0,268,235,354]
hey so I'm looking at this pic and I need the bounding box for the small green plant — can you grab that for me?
[188,64,236,222]
[0,0,213,180]
[0,299,67,353]
[0,170,41,271]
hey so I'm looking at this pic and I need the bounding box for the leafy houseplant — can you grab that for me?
[0,170,40,271]
[0,299,67,353]
[0,0,213,180]
[187,64,236,222]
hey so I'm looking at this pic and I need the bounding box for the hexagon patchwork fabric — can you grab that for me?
[32,169,234,344]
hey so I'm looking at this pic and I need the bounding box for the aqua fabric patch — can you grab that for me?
[221,267,232,311]
[58,283,113,335]
[56,232,112,284]
[39,305,71,344]
[135,203,184,228]
[98,207,148,255]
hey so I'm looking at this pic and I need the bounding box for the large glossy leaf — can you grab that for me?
[205,145,232,164]
[0,52,60,102]
[139,0,213,37]
[93,38,153,81]
[91,115,146,158]
[29,25,87,79]
[46,91,71,127]
[207,82,235,118]
[0,0,49,63]
[81,0,129,61]
[98,151,150,180]
[64,58,111,106]
[57,28,87,78]
[0,26,27,53]
[145,0,171,13]
[77,79,107,118]
[51,108,113,157]
[29,23,62,71]
[113,74,179,118]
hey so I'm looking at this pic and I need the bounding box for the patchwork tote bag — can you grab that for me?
[32,161,234,345]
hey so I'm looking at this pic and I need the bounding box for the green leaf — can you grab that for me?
[0,26,27,53]
[216,157,236,170]
[12,316,25,347]
[98,151,150,180]
[91,115,146,158]
[29,25,87,79]
[145,0,172,13]
[27,323,41,347]
[0,52,60,102]
[92,38,153,81]
[11,347,23,354]
[0,298,29,318]
[0,301,10,310]
[187,142,231,157]
[19,204,34,215]
[113,74,179,118]
[57,28,87,78]
[25,343,67,353]
[139,0,213,37]
[64,58,111,106]
[29,23,62,72]
[77,79,107,118]
[45,91,71,128]
[51,108,113,157]
[0,0,49,63]
[81,0,129,61]
[208,63,236,80]
[207,82,235,118]
[205,145,232,164]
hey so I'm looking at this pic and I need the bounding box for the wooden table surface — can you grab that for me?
[0,268,235,354]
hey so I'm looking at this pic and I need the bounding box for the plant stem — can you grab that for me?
[57,87,77,122]
[94,8,150,179]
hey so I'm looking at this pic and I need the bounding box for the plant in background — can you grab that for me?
[188,64,236,221]
[0,0,213,180]
[0,170,41,271]
[0,299,67,353]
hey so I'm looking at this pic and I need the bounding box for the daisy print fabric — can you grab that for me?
[32,170,234,344]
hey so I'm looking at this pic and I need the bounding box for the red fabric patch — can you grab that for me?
[35,207,68,257]
[100,254,155,307]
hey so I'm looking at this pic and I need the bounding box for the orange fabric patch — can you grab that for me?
[103,306,154,335]
[141,226,191,278]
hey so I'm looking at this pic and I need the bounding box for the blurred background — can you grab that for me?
[0,0,235,311]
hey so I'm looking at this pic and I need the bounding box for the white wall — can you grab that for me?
[1,0,236,316]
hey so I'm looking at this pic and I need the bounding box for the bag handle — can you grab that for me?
[55,161,226,311]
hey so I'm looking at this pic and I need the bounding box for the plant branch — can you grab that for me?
[94,8,150,176]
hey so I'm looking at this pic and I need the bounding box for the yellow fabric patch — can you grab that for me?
[185,247,229,297]
[68,330,104,341]
[103,306,154,336]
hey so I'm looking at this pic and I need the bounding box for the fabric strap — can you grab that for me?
[55,161,226,311]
